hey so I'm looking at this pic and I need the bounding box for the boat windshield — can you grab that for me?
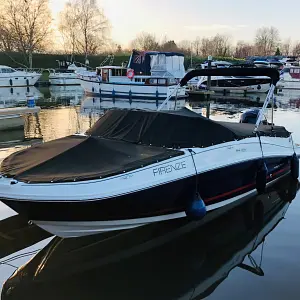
[0,67,16,73]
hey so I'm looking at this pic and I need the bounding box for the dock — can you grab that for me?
[0,106,41,131]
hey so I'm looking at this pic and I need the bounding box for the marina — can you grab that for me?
[0,0,300,298]
[0,84,299,298]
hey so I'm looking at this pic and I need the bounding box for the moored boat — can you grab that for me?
[49,62,87,86]
[0,68,298,238]
[78,51,187,99]
[278,66,300,90]
[0,66,41,87]
[196,75,271,93]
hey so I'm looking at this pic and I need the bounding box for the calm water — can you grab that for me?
[0,86,299,299]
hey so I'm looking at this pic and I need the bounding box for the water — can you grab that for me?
[0,86,299,299]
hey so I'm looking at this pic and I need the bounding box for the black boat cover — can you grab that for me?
[0,108,290,183]
[1,136,183,183]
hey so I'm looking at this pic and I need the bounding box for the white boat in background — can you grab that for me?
[196,75,271,93]
[0,66,41,87]
[200,61,232,69]
[78,51,187,99]
[253,60,270,68]
[49,62,87,86]
[278,66,300,90]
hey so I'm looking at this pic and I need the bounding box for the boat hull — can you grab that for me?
[0,155,292,237]
[79,79,187,99]
[0,74,40,87]
[49,75,80,86]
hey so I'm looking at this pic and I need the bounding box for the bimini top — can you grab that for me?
[180,68,280,86]
[0,108,290,183]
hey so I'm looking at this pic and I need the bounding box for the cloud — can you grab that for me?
[184,24,248,31]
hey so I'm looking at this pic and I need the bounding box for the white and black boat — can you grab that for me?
[0,68,299,238]
[197,74,271,93]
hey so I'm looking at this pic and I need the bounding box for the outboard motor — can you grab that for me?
[240,109,268,125]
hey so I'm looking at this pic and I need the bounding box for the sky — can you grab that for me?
[49,0,300,48]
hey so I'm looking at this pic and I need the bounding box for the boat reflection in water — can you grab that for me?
[1,176,299,300]
[80,96,186,115]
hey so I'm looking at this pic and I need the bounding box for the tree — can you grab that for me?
[59,0,110,60]
[211,34,232,57]
[292,42,300,56]
[235,41,255,58]
[0,0,52,67]
[58,2,78,61]
[160,40,178,52]
[192,37,201,56]
[282,38,292,56]
[275,47,281,56]
[177,40,192,55]
[255,26,280,56]
[130,32,159,51]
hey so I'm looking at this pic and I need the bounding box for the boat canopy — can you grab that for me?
[128,50,185,78]
[180,68,280,86]
[1,108,290,183]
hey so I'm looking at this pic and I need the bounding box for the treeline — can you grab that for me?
[130,29,300,59]
[0,0,299,69]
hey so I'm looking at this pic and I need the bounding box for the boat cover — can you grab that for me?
[0,135,183,183]
[87,108,290,147]
[0,108,290,183]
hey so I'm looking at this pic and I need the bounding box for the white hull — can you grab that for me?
[209,83,270,94]
[0,114,24,131]
[79,79,187,99]
[277,80,300,90]
[49,75,80,86]
[0,74,40,87]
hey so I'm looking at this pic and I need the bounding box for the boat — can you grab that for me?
[0,68,299,238]
[0,66,41,87]
[78,51,187,99]
[48,61,87,86]
[278,66,300,90]
[196,74,271,93]
[1,176,298,300]
[200,60,232,69]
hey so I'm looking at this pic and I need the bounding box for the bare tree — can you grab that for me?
[177,40,192,55]
[192,37,201,56]
[235,41,255,58]
[59,0,110,61]
[282,38,292,56]
[292,42,300,56]
[255,26,280,56]
[211,34,232,57]
[0,0,52,68]
[131,32,159,51]
[59,2,78,60]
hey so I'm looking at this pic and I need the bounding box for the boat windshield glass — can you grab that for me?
[0,68,16,73]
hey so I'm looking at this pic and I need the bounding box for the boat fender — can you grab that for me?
[257,85,261,90]
[291,153,299,180]
[129,90,132,99]
[185,192,206,220]
[9,79,13,86]
[26,79,29,86]
[92,87,94,93]
[256,162,267,194]
[112,89,116,97]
